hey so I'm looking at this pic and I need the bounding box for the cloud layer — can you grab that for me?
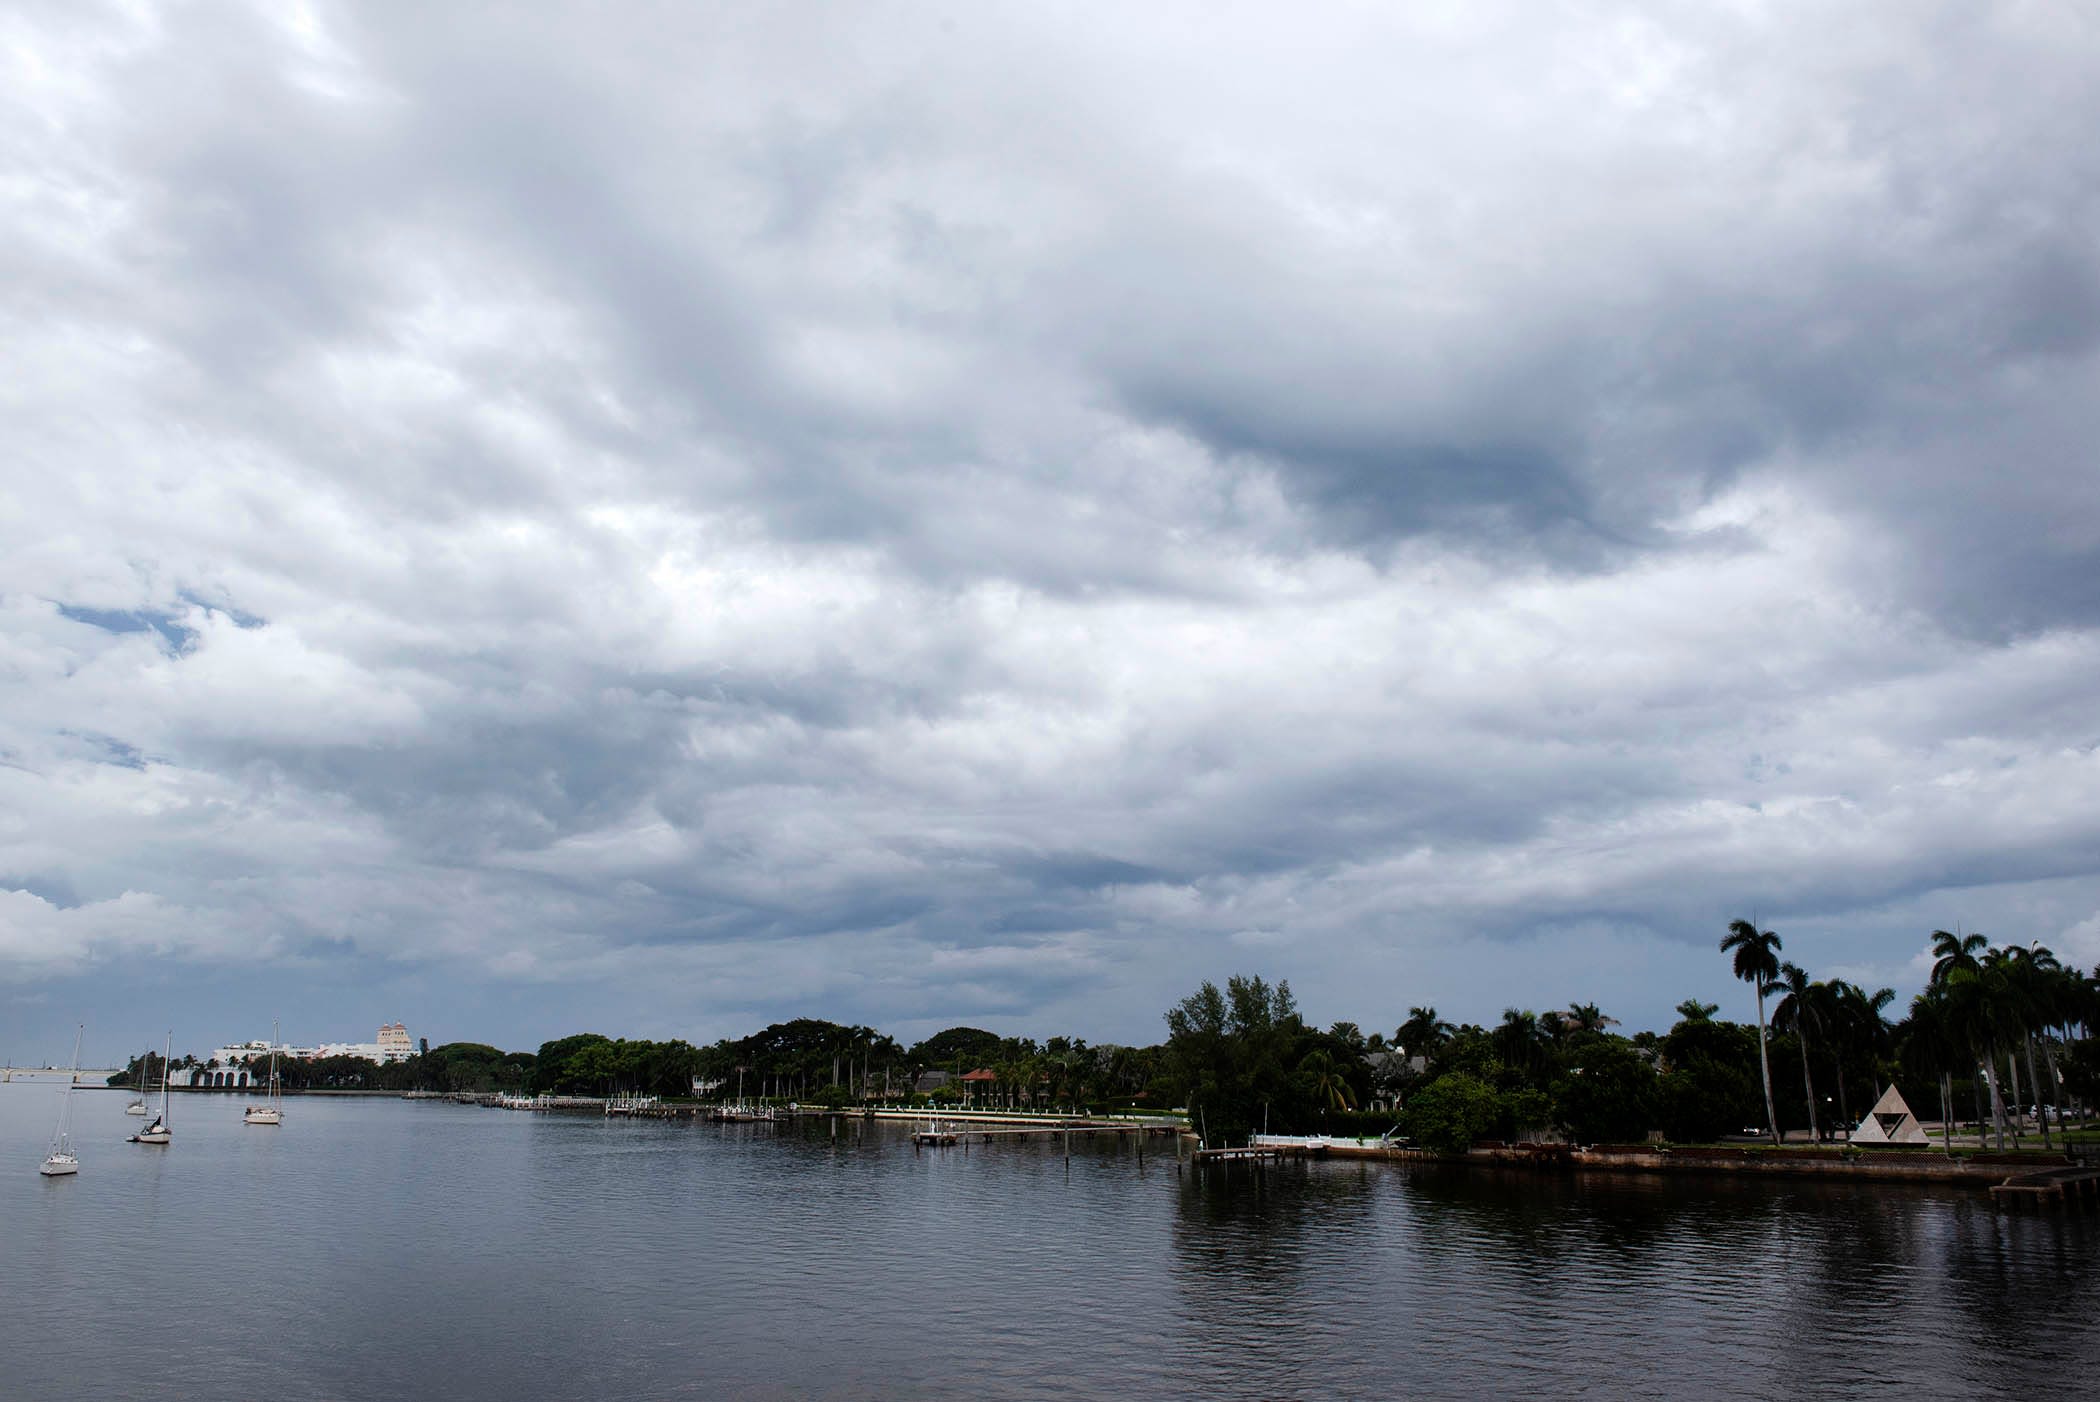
[5,1,2099,1054]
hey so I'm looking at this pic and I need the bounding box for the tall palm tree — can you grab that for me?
[1397,1007,1453,1059]
[1770,962,1820,1143]
[2038,961,2088,1128]
[1928,931,2011,1145]
[1804,980,1853,1130]
[1720,919,1783,1145]
[1899,989,1962,1153]
[2005,944,2061,1149]
[1942,961,2013,1148]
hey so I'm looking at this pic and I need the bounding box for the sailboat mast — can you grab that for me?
[57,1023,83,1143]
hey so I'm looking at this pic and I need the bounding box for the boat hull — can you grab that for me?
[243,1109,281,1125]
[125,1104,148,1115]
[130,1131,171,1145]
[40,1154,79,1176]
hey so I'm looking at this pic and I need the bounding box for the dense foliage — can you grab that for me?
[1159,975,1377,1144]
[1148,926,2096,1152]
[150,924,2093,1153]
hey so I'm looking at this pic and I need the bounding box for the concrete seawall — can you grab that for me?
[1312,1138,2069,1187]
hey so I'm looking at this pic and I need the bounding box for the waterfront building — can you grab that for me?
[286,1021,417,1064]
[177,1021,416,1086]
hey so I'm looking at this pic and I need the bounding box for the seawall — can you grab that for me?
[1312,1138,2069,1187]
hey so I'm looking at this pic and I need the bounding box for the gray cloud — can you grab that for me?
[4,2,2100,1058]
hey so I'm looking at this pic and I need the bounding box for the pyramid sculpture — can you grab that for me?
[1850,1084,1929,1144]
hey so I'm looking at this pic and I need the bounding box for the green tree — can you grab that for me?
[1298,1049,1356,1115]
[1402,1072,1503,1152]
[2004,944,2061,1149]
[1898,988,1963,1152]
[1658,1013,1762,1143]
[1162,974,1303,1145]
[908,1026,1004,1074]
[1493,1008,1548,1088]
[1769,962,1821,1143]
[1561,1002,1619,1037]
[1397,1007,1454,1057]
[1551,1037,1658,1144]
[1719,919,1783,1144]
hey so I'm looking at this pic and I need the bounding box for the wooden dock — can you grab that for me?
[911,1122,1179,1148]
[1990,1164,2100,1210]
[1192,1144,1316,1164]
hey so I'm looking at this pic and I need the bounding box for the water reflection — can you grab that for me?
[1168,1156,2100,1398]
[3,1088,2096,1401]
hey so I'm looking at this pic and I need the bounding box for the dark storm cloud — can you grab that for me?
[4,2,2100,1055]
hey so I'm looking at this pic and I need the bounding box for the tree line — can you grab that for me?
[1720,921,2096,1153]
[1161,925,2097,1153]
[108,923,2096,1153]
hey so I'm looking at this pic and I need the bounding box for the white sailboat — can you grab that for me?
[126,1044,151,1115]
[39,1024,85,1176]
[129,1032,172,1145]
[244,1020,283,1125]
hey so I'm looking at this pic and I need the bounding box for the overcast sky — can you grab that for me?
[5,1,2099,1063]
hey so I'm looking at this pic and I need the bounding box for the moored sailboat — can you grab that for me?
[39,1024,85,1176]
[244,1021,283,1125]
[129,1032,173,1145]
[125,1045,151,1115]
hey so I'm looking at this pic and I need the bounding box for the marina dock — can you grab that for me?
[1193,1144,1304,1164]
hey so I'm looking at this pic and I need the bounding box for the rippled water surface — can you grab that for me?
[5,1083,2097,1399]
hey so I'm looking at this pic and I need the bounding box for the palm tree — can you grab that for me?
[1327,1022,1367,1053]
[1494,1008,1546,1086]
[2039,961,2089,1128]
[1770,962,1820,1143]
[1899,989,1962,1153]
[1938,959,2013,1148]
[1930,928,1987,984]
[1674,999,1719,1024]
[2005,944,2061,1149]
[1805,981,1851,1131]
[1720,919,1783,1144]
[1397,1007,1453,1059]
[1299,1049,1356,1116]
[1837,981,1895,1133]
[1563,1002,1620,1036]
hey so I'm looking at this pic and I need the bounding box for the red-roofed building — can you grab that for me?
[960,1067,997,1107]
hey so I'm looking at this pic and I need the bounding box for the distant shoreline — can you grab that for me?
[88,1084,413,1097]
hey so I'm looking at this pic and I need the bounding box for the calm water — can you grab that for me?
[5,1082,2097,1400]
